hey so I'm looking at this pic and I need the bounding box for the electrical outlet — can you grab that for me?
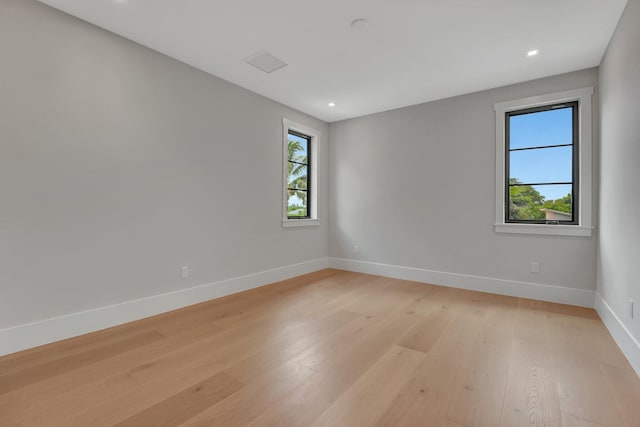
[353,245,360,254]
[531,262,540,273]
[181,266,189,279]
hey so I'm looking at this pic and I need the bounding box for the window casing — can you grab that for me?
[494,87,593,236]
[282,119,319,227]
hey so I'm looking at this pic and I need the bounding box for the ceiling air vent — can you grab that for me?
[244,50,288,74]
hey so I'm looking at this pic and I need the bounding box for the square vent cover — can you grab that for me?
[244,50,288,73]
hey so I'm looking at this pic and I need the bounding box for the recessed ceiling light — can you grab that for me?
[328,102,336,107]
[350,19,369,31]
[527,49,539,57]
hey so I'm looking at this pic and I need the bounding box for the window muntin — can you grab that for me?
[287,130,311,219]
[505,101,578,224]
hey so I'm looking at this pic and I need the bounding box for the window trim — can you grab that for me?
[494,87,594,237]
[282,118,319,228]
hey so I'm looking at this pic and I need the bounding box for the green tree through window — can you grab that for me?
[509,178,572,220]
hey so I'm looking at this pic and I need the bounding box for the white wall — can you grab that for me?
[0,0,328,330]
[329,69,599,298]
[598,0,640,365]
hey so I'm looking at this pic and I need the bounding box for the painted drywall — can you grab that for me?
[329,69,599,293]
[0,0,328,329]
[598,0,640,348]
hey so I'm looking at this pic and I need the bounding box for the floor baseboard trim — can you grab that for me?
[595,293,640,376]
[0,257,329,357]
[328,257,595,308]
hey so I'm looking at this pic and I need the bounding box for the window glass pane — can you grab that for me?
[508,183,572,221]
[509,145,573,184]
[509,107,573,149]
[288,191,308,218]
[288,133,309,162]
[288,164,308,189]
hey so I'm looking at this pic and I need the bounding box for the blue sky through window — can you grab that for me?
[509,107,573,201]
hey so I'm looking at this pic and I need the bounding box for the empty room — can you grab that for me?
[1,0,639,426]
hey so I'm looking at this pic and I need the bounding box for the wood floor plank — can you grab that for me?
[553,352,625,427]
[480,303,517,347]
[51,310,340,426]
[179,360,315,427]
[211,274,380,333]
[113,372,243,427]
[0,330,165,395]
[309,345,426,427]
[0,321,225,425]
[561,412,606,427]
[244,371,352,427]
[375,311,479,427]
[294,304,421,380]
[223,310,360,384]
[265,269,343,295]
[342,278,428,317]
[305,275,391,318]
[500,339,562,427]
[547,312,631,370]
[443,339,511,427]
[374,354,465,427]
[244,314,429,426]
[0,270,637,427]
[426,308,488,361]
[0,321,166,377]
[397,303,454,353]
[410,284,456,317]
[600,363,640,427]
[513,299,553,345]
[209,274,351,330]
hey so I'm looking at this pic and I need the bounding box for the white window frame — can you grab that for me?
[494,87,594,237]
[282,118,319,228]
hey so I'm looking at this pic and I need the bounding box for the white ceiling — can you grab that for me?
[38,0,627,123]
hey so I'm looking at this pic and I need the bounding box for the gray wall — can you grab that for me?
[329,69,599,291]
[598,0,640,341]
[0,0,328,329]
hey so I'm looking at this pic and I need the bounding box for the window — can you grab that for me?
[494,88,593,236]
[282,119,319,227]
[287,130,311,219]
[506,101,578,224]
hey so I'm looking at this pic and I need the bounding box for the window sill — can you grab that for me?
[494,223,593,237]
[282,219,320,228]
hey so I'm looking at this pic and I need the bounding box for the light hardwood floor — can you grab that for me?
[1,269,639,426]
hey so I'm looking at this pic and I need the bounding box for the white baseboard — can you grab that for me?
[595,293,640,376]
[328,258,595,308]
[0,257,329,357]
